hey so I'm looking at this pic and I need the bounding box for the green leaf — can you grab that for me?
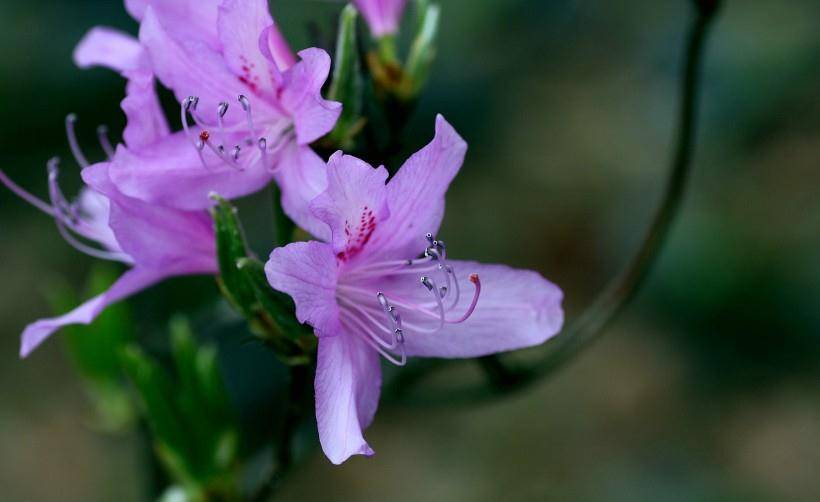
[236,257,312,341]
[401,1,440,98]
[210,193,256,316]
[120,345,196,477]
[170,317,238,470]
[210,196,313,363]
[327,4,366,149]
[121,321,240,497]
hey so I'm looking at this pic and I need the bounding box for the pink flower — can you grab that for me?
[0,131,216,358]
[75,0,341,237]
[265,116,564,464]
[354,0,409,37]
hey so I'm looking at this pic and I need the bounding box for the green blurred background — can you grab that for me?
[1,0,819,500]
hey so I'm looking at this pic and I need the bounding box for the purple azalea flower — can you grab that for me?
[354,0,409,37]
[0,31,217,356]
[265,116,564,464]
[76,0,341,238]
[0,158,215,358]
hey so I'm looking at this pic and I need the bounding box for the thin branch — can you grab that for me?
[385,1,721,406]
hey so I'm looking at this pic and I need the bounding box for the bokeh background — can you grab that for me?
[1,0,819,500]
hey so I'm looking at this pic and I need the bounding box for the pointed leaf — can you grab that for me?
[327,4,365,148]
[210,193,256,316]
[401,1,440,98]
[236,257,313,341]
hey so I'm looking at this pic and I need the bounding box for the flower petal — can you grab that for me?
[272,143,331,242]
[74,27,169,152]
[217,0,279,96]
[107,133,273,210]
[258,22,296,72]
[367,115,467,260]
[388,260,564,358]
[19,267,167,358]
[315,333,381,464]
[265,241,342,338]
[74,27,144,73]
[121,68,171,150]
[309,152,389,261]
[82,163,216,271]
[75,188,122,253]
[279,48,342,145]
[139,6,272,126]
[354,0,408,37]
[130,0,221,49]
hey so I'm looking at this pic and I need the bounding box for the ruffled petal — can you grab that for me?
[279,48,342,145]
[367,115,467,260]
[377,260,563,358]
[121,68,171,150]
[272,143,331,242]
[265,241,342,338]
[315,333,381,464]
[217,0,279,97]
[19,267,166,358]
[258,22,296,72]
[74,27,144,73]
[139,6,274,126]
[309,152,389,261]
[354,0,408,37]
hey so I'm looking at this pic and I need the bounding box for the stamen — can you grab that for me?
[0,169,56,216]
[65,114,90,168]
[238,95,257,146]
[216,102,230,149]
[448,274,481,324]
[258,137,269,170]
[421,276,446,331]
[445,264,461,309]
[96,125,115,159]
[340,309,406,365]
[46,158,130,263]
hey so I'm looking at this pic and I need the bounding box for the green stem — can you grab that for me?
[386,1,720,406]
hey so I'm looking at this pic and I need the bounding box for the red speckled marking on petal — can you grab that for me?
[337,206,377,262]
[238,55,261,95]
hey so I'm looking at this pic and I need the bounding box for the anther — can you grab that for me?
[377,292,389,309]
[96,125,115,159]
[421,276,434,291]
[389,309,402,328]
[217,102,229,117]
[238,94,250,111]
[65,114,90,168]
[184,96,199,111]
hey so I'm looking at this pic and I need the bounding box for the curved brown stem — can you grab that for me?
[385,0,721,407]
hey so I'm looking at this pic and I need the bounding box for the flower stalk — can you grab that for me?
[385,0,722,406]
